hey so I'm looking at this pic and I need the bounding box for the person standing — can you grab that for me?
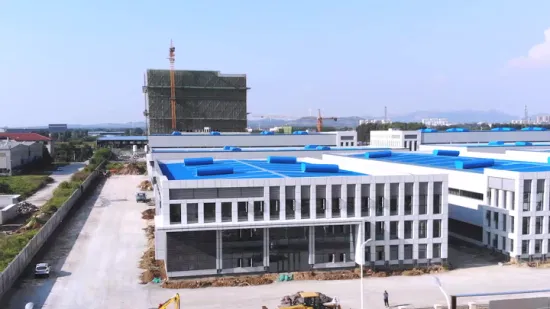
[383,290,389,308]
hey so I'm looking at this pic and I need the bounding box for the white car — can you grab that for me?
[34,263,50,277]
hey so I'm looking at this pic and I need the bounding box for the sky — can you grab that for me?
[1,0,550,127]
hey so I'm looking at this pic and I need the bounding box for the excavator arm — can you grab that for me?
[158,293,180,309]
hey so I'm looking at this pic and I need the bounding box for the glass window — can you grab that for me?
[535,239,542,254]
[433,219,441,238]
[375,222,385,240]
[187,203,199,224]
[169,204,181,224]
[404,244,413,259]
[404,221,413,239]
[376,246,385,261]
[253,201,264,221]
[222,202,232,222]
[523,180,532,211]
[536,180,544,211]
[390,221,398,240]
[522,217,530,235]
[502,214,507,232]
[536,216,543,234]
[204,202,216,223]
[238,201,248,222]
[522,240,530,255]
[389,245,399,260]
[269,200,280,220]
[418,220,427,238]
[418,244,427,259]
[432,243,441,258]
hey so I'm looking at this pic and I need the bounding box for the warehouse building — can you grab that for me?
[150,155,448,278]
[321,150,550,262]
[370,127,550,151]
[0,140,44,175]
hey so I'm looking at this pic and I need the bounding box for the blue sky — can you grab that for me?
[1,0,550,126]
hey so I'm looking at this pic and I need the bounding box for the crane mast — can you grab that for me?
[169,40,177,131]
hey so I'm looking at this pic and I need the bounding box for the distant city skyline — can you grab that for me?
[1,1,550,127]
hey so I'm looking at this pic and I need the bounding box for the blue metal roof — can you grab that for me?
[152,146,386,153]
[348,152,550,173]
[97,136,148,141]
[159,159,366,180]
[433,142,550,148]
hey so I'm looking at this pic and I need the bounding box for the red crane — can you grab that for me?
[168,40,177,131]
[317,109,337,132]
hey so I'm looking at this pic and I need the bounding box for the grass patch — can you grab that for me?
[0,230,38,270]
[0,149,111,271]
[0,175,54,199]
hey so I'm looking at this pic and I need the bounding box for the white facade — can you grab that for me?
[150,157,448,278]
[148,131,358,149]
[0,194,20,224]
[0,141,44,175]
[370,129,419,151]
[421,118,450,127]
[322,152,550,261]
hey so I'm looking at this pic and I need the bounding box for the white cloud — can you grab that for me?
[509,28,550,69]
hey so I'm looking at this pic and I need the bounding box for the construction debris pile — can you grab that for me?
[139,224,166,284]
[15,201,38,215]
[138,180,153,191]
[114,162,146,175]
[162,274,277,289]
[280,292,333,307]
[142,209,155,220]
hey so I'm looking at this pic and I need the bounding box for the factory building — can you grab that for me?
[149,155,448,278]
[370,127,550,151]
[144,70,249,134]
[0,140,45,175]
[321,150,550,262]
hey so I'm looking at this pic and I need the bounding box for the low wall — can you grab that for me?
[0,162,105,299]
[0,203,18,224]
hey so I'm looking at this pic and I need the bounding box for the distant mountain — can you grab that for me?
[391,110,517,123]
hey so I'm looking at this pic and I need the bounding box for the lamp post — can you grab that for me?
[434,276,451,309]
[359,238,372,309]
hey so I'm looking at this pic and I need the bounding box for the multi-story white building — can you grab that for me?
[371,126,550,151]
[321,149,550,261]
[149,155,448,278]
[0,140,44,175]
[421,118,450,127]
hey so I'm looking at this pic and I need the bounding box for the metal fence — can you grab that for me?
[0,162,105,299]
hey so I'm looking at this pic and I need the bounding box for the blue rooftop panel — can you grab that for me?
[151,146,389,153]
[347,152,550,173]
[159,159,366,180]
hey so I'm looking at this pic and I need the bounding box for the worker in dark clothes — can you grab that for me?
[383,290,389,307]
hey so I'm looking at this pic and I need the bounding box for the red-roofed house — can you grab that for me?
[0,133,54,175]
[0,133,51,142]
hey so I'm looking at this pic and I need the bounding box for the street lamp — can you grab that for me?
[434,276,451,309]
[357,238,372,309]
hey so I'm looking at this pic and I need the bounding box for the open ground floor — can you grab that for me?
[156,223,447,278]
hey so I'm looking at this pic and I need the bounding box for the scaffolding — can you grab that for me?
[144,69,249,134]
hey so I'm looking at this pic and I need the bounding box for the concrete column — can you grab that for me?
[180,203,186,224]
[531,179,537,211]
[498,189,505,209]
[248,200,254,222]
[309,226,315,264]
[427,181,434,214]
[355,184,361,218]
[384,182,390,216]
[545,178,550,212]
[215,201,221,223]
[413,181,419,216]
[506,191,513,211]
[280,186,286,220]
[295,186,302,220]
[326,186,333,219]
[341,185,347,218]
[264,228,270,268]
[216,230,222,269]
[231,201,238,223]
[398,182,405,216]
[310,186,316,219]
[491,188,497,206]
[198,202,205,224]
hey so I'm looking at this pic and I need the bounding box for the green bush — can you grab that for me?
[0,175,54,199]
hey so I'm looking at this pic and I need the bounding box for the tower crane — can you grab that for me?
[168,40,177,131]
[317,109,337,132]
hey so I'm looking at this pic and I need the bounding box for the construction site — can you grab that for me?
[143,43,249,134]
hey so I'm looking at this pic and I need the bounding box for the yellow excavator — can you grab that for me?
[273,292,341,309]
[157,293,180,309]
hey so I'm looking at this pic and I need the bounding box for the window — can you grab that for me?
[405,183,413,215]
[523,180,532,211]
[269,199,280,220]
[511,239,514,252]
[502,214,507,232]
[404,244,413,259]
[253,201,264,221]
[522,217,530,235]
[316,198,326,218]
[486,232,491,246]
[535,239,542,254]
[361,197,370,216]
[404,221,413,239]
[433,194,441,214]
[433,219,441,238]
[418,244,427,259]
[390,183,398,216]
[238,202,248,221]
[389,245,399,260]
[418,220,427,238]
[448,187,483,200]
[511,216,515,233]
[493,212,499,230]
[501,236,506,251]
[187,203,199,224]
[169,204,181,224]
[286,199,295,219]
[536,216,543,234]
[492,234,498,248]
[222,202,232,222]
[332,198,341,218]
[204,202,216,223]
[536,180,544,211]
[375,222,385,240]
[486,210,491,227]
[433,243,441,258]
[390,221,398,240]
[376,246,385,261]
[365,222,371,240]
[347,197,355,217]
[522,240,530,255]
[375,184,384,216]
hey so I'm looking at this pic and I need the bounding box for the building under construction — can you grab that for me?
[144,69,249,134]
